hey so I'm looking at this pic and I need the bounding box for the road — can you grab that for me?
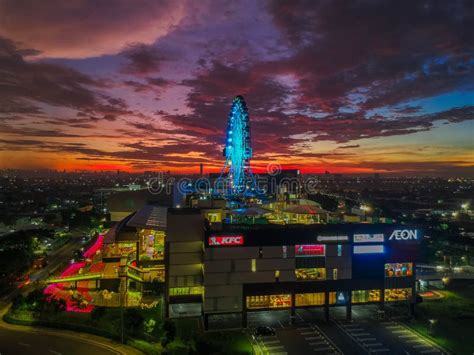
[242,305,448,354]
[1,232,87,304]
[0,232,141,355]
[0,327,117,355]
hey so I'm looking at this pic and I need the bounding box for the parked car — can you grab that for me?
[254,326,276,336]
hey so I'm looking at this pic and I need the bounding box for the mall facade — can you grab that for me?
[165,207,420,328]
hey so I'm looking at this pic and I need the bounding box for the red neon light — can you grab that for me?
[295,244,325,256]
[208,235,244,246]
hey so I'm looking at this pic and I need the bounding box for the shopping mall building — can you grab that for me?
[47,202,420,326]
[164,207,420,328]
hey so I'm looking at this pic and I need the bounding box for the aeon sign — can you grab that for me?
[208,235,244,246]
[389,229,418,241]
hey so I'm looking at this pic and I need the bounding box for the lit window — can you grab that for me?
[352,289,381,303]
[275,270,280,281]
[251,259,256,272]
[246,294,291,309]
[384,288,412,302]
[295,268,326,280]
[384,263,413,278]
[333,268,338,280]
[169,286,204,296]
[295,292,325,307]
[329,291,346,305]
[337,244,342,256]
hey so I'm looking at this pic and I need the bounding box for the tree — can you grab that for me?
[124,308,144,335]
[160,319,176,348]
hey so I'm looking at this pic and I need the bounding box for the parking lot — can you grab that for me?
[244,306,449,354]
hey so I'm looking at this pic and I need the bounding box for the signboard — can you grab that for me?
[354,233,384,243]
[295,244,325,257]
[389,229,418,241]
[353,245,384,254]
[208,235,244,246]
[317,235,349,242]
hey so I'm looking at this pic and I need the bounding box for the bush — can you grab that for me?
[160,319,176,348]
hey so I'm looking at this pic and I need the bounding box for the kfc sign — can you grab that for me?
[389,229,418,241]
[208,235,244,246]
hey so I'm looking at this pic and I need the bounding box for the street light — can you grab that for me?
[429,318,437,333]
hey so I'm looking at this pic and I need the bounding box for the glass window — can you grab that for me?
[169,286,204,296]
[295,293,325,307]
[384,288,412,302]
[246,294,292,309]
[352,289,381,303]
[295,268,326,280]
[329,291,346,305]
[333,268,338,280]
[385,263,413,277]
[251,259,256,272]
[337,244,342,256]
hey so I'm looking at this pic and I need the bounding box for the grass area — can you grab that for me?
[194,330,252,354]
[404,281,474,355]
[5,292,252,354]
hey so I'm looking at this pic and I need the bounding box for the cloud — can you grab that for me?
[0,0,186,59]
[0,37,129,119]
[121,43,165,75]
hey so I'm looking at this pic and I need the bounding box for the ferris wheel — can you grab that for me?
[219,95,256,195]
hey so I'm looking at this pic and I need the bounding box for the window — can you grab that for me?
[351,289,381,303]
[251,259,256,272]
[333,268,338,280]
[275,270,280,281]
[169,286,204,296]
[295,293,325,307]
[337,244,342,256]
[385,263,413,278]
[295,268,326,280]
[246,294,292,309]
[329,291,346,305]
[282,246,287,258]
[384,288,412,302]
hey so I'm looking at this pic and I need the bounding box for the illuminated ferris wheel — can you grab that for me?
[219,95,256,195]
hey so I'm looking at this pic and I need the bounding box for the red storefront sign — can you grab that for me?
[208,235,244,246]
[295,244,325,256]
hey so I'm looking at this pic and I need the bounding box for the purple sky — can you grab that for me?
[0,0,473,175]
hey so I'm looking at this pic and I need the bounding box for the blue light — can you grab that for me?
[219,96,256,195]
[353,245,385,254]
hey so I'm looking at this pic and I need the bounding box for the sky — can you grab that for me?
[0,0,473,175]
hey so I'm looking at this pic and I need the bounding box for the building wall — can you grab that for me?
[167,212,204,296]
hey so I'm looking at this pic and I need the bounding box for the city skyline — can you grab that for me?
[0,1,473,176]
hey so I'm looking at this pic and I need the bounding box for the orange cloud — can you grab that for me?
[0,0,186,58]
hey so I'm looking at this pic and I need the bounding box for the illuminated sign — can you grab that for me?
[295,244,325,257]
[353,245,384,254]
[208,235,244,246]
[389,229,417,241]
[354,233,384,243]
[317,235,349,242]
